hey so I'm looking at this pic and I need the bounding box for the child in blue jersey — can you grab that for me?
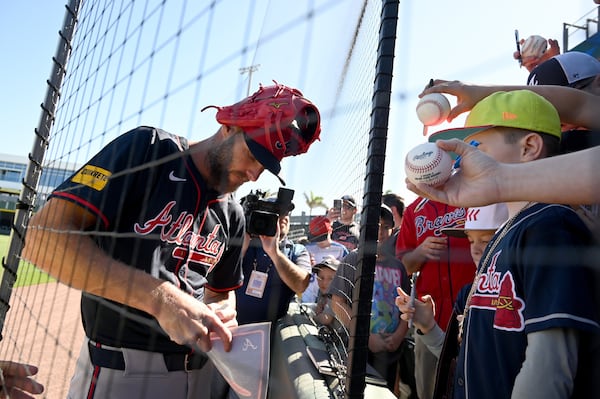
[399,90,599,399]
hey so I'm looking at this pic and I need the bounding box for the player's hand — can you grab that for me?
[406,139,502,208]
[419,80,492,122]
[206,302,238,329]
[152,282,233,352]
[416,236,447,260]
[395,287,436,334]
[0,361,44,399]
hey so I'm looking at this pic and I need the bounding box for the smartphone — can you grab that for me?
[333,199,342,213]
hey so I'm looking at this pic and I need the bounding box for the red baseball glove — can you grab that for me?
[202,81,321,161]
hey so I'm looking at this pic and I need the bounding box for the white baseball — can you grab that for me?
[416,93,451,126]
[521,35,547,59]
[405,142,453,187]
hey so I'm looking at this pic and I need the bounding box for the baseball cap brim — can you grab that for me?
[245,134,285,185]
[341,195,357,208]
[427,126,493,158]
[440,227,467,238]
[313,257,340,272]
[441,226,499,238]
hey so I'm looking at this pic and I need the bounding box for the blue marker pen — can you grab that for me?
[453,140,480,169]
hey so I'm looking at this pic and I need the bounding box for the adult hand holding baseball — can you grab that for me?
[405,142,453,187]
[418,79,491,121]
[520,35,548,60]
[515,35,560,72]
[406,139,503,208]
[416,93,451,126]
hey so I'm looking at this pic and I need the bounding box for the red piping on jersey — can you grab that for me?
[86,342,102,399]
[205,281,244,292]
[53,191,110,229]
[203,195,244,292]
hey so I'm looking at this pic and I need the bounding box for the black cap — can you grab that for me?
[341,195,357,209]
[380,204,394,227]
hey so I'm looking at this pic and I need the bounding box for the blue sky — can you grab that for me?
[1,0,597,214]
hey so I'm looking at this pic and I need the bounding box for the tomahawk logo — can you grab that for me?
[470,251,525,331]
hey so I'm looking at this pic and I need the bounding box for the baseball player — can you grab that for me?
[22,82,320,398]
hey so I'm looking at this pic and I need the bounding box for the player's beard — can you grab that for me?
[206,136,240,193]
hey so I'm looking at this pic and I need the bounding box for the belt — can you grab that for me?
[87,341,208,372]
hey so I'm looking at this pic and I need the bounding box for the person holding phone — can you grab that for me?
[326,195,360,251]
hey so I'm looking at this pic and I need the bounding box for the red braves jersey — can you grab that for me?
[50,126,244,353]
[396,198,474,330]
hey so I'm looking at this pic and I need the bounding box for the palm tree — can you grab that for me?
[303,191,328,217]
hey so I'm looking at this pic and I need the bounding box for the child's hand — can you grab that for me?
[395,287,437,334]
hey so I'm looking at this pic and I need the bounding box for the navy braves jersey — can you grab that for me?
[50,126,245,353]
[236,238,311,324]
[453,203,599,399]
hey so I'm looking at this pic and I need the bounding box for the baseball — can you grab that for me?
[416,93,451,126]
[521,35,547,59]
[405,142,453,187]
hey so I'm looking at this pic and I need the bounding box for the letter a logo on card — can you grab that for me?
[242,338,258,351]
[209,322,271,399]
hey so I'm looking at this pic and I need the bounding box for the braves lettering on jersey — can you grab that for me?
[453,203,600,399]
[396,198,474,330]
[51,126,244,353]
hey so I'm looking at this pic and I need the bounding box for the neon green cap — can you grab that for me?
[428,90,561,143]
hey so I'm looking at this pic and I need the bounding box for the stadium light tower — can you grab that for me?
[239,64,261,95]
